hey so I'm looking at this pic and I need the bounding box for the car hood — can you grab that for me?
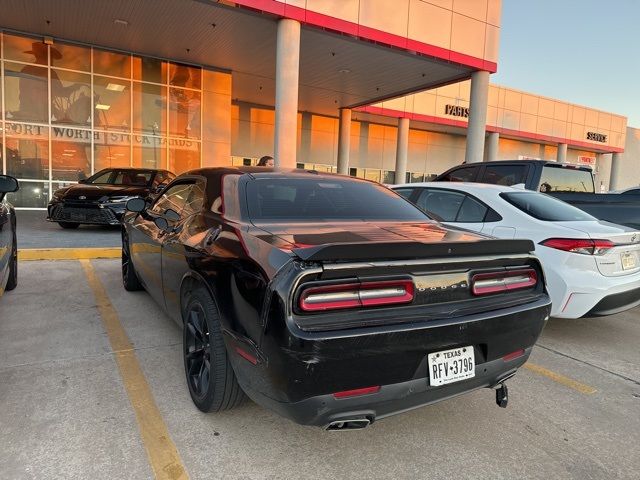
[55,184,150,201]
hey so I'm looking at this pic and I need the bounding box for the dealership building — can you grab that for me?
[1,0,637,207]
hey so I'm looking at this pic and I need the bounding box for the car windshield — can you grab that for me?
[500,191,595,221]
[246,177,430,222]
[86,169,154,186]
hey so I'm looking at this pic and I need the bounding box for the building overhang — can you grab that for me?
[0,0,484,117]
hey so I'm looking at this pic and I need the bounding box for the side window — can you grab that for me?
[416,189,465,221]
[181,181,205,218]
[481,165,527,186]
[456,196,488,222]
[150,183,193,217]
[394,188,414,200]
[439,166,479,182]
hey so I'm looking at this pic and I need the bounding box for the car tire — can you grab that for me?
[183,286,245,412]
[5,231,17,291]
[58,222,80,229]
[121,230,143,291]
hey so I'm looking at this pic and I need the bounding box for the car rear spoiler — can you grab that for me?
[292,239,535,262]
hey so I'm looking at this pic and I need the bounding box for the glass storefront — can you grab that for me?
[1,31,203,207]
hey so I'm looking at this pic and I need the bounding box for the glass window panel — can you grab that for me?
[411,173,425,183]
[93,49,131,78]
[168,142,201,174]
[383,171,395,184]
[132,56,168,84]
[364,169,381,183]
[133,82,167,135]
[416,189,465,222]
[481,165,528,186]
[5,123,49,180]
[94,132,131,171]
[168,88,201,139]
[169,63,201,90]
[132,136,166,170]
[51,132,91,181]
[93,76,131,131]
[51,69,91,126]
[3,62,48,123]
[51,42,90,71]
[3,34,47,64]
[6,181,50,208]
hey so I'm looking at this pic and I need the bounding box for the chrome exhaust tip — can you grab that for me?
[325,418,371,431]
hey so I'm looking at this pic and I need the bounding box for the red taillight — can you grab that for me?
[502,349,526,361]
[333,386,381,399]
[471,269,537,296]
[299,280,414,312]
[540,238,614,256]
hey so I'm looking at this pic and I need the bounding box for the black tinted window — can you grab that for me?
[501,192,594,221]
[86,169,154,186]
[439,166,478,182]
[246,177,428,222]
[457,196,488,222]
[539,166,594,193]
[416,189,464,221]
[623,189,640,195]
[394,188,414,200]
[481,165,527,186]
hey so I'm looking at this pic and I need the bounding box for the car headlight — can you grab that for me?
[101,196,137,206]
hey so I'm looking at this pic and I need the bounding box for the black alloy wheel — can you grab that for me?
[121,230,142,291]
[5,231,17,291]
[183,287,245,412]
[58,222,80,229]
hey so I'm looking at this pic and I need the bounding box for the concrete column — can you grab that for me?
[465,70,490,164]
[557,143,568,163]
[337,108,352,175]
[274,18,300,169]
[609,152,623,191]
[395,117,410,184]
[485,131,499,162]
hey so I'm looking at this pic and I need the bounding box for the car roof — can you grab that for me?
[185,166,375,183]
[392,182,525,194]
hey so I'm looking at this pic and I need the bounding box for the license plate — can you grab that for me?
[428,346,475,387]
[621,252,637,270]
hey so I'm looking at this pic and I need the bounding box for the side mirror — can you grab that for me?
[126,197,147,213]
[78,178,88,184]
[164,208,180,222]
[154,217,170,232]
[0,175,19,194]
[153,182,170,194]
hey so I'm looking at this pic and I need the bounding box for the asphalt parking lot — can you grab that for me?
[1,257,639,480]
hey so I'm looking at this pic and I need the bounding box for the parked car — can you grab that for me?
[434,160,640,229]
[0,175,19,297]
[392,182,640,319]
[47,168,175,229]
[121,167,551,429]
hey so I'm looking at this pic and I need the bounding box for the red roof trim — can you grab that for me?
[231,0,497,73]
[356,106,624,153]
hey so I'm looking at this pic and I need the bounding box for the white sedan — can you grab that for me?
[392,182,640,319]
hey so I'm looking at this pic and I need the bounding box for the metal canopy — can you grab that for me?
[1,0,473,116]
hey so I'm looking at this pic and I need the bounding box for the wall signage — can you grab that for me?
[444,104,469,118]
[586,131,607,143]
[577,155,596,165]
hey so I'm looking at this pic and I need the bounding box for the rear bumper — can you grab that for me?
[230,296,551,427]
[585,286,640,317]
[243,349,530,428]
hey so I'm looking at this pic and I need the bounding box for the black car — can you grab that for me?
[122,167,551,429]
[0,175,19,297]
[47,168,175,229]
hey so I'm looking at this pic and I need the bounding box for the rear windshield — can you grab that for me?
[501,191,594,221]
[246,177,429,222]
[539,165,594,193]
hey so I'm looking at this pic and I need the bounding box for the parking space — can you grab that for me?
[1,259,639,480]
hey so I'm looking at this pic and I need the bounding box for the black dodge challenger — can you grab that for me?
[47,168,175,228]
[122,167,551,429]
[0,175,19,298]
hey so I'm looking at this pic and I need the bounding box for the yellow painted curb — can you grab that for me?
[18,247,120,261]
